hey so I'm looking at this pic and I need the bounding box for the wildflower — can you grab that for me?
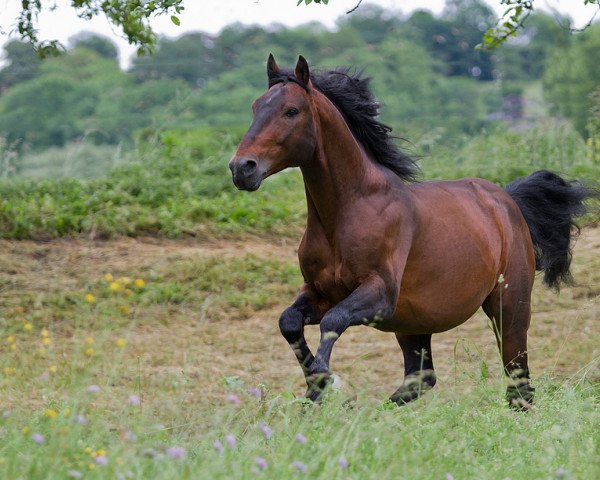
[48,365,58,374]
[6,335,15,344]
[247,386,262,398]
[94,455,108,466]
[45,408,58,419]
[3,367,16,376]
[118,277,132,286]
[254,457,268,470]
[291,461,307,473]
[213,440,224,455]
[23,322,33,332]
[67,470,83,479]
[84,447,93,455]
[120,305,131,315]
[128,395,141,406]
[41,329,49,337]
[115,338,127,348]
[124,288,134,298]
[74,414,87,425]
[123,430,136,442]
[84,336,94,345]
[39,371,50,382]
[445,475,454,480]
[86,384,101,394]
[338,455,348,470]
[62,408,71,417]
[9,343,16,351]
[32,433,45,444]
[259,421,272,440]
[166,446,186,460]
[42,337,51,346]
[134,278,145,288]
[109,282,122,292]
[104,273,114,282]
[225,434,237,448]
[555,469,569,479]
[295,433,307,444]
[2,410,11,418]
[84,293,96,304]
[226,393,241,405]
[84,347,95,357]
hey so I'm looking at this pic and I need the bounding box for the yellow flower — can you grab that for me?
[9,344,16,352]
[115,338,127,348]
[49,365,58,374]
[124,288,134,298]
[23,323,33,332]
[96,449,106,457]
[3,367,16,376]
[84,347,95,357]
[41,329,50,338]
[104,273,114,282]
[88,463,95,470]
[134,278,145,288]
[6,335,15,344]
[85,293,96,304]
[118,277,132,286]
[21,426,30,434]
[42,338,51,346]
[84,336,94,345]
[120,305,131,315]
[84,447,92,455]
[45,408,58,419]
[109,282,122,292]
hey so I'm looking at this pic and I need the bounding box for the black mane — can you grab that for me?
[270,68,420,182]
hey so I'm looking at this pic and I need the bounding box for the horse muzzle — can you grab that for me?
[229,156,265,191]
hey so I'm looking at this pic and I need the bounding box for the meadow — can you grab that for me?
[0,124,599,479]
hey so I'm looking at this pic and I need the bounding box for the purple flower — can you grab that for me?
[254,457,268,470]
[247,386,262,398]
[445,474,454,480]
[67,470,83,479]
[123,430,136,442]
[86,384,101,394]
[213,440,224,455]
[226,394,241,405]
[74,414,87,425]
[338,455,348,470]
[259,421,272,439]
[128,394,141,406]
[32,433,45,444]
[166,446,187,460]
[555,469,569,479]
[2,410,11,418]
[225,434,237,448]
[38,371,50,382]
[295,433,307,444]
[94,455,108,466]
[291,461,307,473]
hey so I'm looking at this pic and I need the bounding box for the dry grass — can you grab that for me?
[1,228,598,412]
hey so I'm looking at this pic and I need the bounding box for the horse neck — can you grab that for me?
[300,93,389,235]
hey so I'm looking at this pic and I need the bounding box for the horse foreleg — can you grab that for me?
[306,278,395,402]
[279,291,323,387]
[390,334,436,405]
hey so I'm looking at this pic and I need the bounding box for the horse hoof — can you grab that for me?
[390,370,436,406]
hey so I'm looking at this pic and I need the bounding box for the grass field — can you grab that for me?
[1,225,598,479]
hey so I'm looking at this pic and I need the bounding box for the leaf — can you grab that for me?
[170,15,180,26]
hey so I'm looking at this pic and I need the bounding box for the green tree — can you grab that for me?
[543,23,600,134]
[0,40,41,90]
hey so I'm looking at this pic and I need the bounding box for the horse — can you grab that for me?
[228,54,598,408]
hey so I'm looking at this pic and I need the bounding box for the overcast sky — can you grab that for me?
[1,0,599,67]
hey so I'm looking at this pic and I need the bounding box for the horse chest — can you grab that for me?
[299,251,353,304]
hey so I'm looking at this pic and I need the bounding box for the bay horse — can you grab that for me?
[228,55,598,408]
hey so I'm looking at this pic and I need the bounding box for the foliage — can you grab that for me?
[543,23,600,134]
[13,0,184,57]
[0,124,598,241]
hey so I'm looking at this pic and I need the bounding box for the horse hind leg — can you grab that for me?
[390,334,436,405]
[482,279,535,410]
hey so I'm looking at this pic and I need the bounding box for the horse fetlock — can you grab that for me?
[506,382,535,411]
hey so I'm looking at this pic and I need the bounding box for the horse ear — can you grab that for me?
[267,53,280,88]
[295,55,310,86]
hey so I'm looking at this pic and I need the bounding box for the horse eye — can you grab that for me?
[284,107,299,118]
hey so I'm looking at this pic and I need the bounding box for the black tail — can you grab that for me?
[505,170,599,290]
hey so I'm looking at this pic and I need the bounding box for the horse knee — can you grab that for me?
[279,307,304,343]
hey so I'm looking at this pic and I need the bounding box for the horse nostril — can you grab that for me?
[242,159,257,174]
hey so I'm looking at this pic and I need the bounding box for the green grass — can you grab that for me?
[1,123,598,241]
